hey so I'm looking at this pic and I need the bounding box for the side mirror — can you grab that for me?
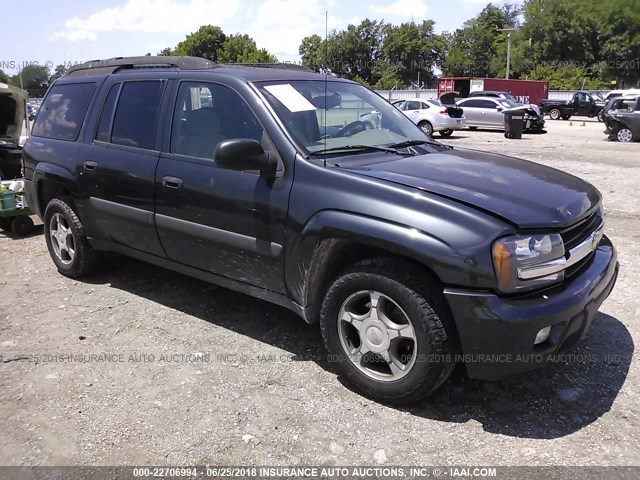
[496,106,503,111]
[214,138,277,178]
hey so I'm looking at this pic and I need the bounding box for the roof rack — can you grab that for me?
[220,62,312,72]
[64,56,216,77]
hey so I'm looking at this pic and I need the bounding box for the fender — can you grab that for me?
[286,209,500,323]
[29,162,78,218]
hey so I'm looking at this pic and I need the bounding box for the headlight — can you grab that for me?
[492,233,565,293]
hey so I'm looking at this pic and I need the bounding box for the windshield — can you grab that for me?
[256,80,430,154]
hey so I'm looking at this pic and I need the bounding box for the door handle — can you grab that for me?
[83,161,98,171]
[162,176,183,189]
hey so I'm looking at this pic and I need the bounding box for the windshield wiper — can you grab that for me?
[308,144,413,157]
[389,139,452,150]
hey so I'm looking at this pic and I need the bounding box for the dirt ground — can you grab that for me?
[1,118,639,467]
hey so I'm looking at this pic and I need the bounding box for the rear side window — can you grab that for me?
[460,99,484,108]
[95,83,120,142]
[32,83,95,141]
[110,81,164,150]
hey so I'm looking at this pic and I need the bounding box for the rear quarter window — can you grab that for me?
[31,83,96,141]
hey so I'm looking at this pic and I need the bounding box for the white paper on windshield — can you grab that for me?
[264,84,316,112]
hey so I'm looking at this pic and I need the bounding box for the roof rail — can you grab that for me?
[64,56,216,77]
[220,62,312,72]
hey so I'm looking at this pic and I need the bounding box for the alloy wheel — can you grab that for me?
[337,290,417,381]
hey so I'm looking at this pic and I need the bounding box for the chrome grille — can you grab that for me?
[560,209,604,277]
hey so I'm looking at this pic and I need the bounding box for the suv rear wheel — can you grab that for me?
[319,258,457,404]
[44,197,100,278]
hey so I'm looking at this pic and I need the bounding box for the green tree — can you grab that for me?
[49,64,66,84]
[158,47,173,56]
[527,64,608,90]
[443,4,518,77]
[9,64,50,96]
[219,34,277,63]
[380,20,445,87]
[591,0,640,87]
[325,19,385,84]
[299,34,324,71]
[0,69,8,83]
[173,25,227,61]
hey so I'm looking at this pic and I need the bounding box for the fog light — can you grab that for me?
[534,326,551,345]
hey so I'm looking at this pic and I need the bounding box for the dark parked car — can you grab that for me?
[540,91,605,121]
[603,95,640,142]
[23,57,618,404]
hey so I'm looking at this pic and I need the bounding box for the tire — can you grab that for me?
[11,216,34,236]
[418,121,433,136]
[0,218,12,231]
[597,111,604,122]
[44,197,100,277]
[439,129,453,137]
[319,257,458,404]
[363,121,374,130]
[468,126,478,130]
[615,127,634,143]
[549,109,561,120]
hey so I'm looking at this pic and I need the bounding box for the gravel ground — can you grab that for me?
[1,119,639,467]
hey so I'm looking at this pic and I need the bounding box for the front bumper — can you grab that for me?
[523,116,545,132]
[444,235,618,380]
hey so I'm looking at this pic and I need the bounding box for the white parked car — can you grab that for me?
[392,99,465,137]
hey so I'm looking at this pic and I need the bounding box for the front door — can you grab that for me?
[154,80,292,293]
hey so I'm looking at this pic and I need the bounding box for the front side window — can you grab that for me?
[171,82,263,160]
[32,83,95,141]
[257,80,428,154]
[110,81,164,150]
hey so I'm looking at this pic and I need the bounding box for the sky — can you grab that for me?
[1,0,498,75]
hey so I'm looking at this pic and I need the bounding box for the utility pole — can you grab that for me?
[499,28,517,79]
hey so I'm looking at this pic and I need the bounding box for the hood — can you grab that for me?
[504,104,541,117]
[343,148,600,229]
[0,83,28,148]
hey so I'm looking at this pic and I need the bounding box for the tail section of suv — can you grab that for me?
[23,57,619,404]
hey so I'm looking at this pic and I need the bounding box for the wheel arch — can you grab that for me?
[33,163,76,218]
[286,210,459,324]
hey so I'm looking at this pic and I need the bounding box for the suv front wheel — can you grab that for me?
[44,197,100,278]
[319,258,457,404]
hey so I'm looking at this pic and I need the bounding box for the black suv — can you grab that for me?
[23,57,618,404]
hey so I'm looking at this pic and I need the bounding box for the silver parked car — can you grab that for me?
[392,99,465,137]
[456,96,545,132]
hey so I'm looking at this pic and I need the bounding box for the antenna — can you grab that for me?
[324,10,328,166]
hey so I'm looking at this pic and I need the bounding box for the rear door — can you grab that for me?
[403,100,429,123]
[154,80,292,293]
[76,79,166,256]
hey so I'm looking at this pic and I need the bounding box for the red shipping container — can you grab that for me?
[437,77,549,105]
